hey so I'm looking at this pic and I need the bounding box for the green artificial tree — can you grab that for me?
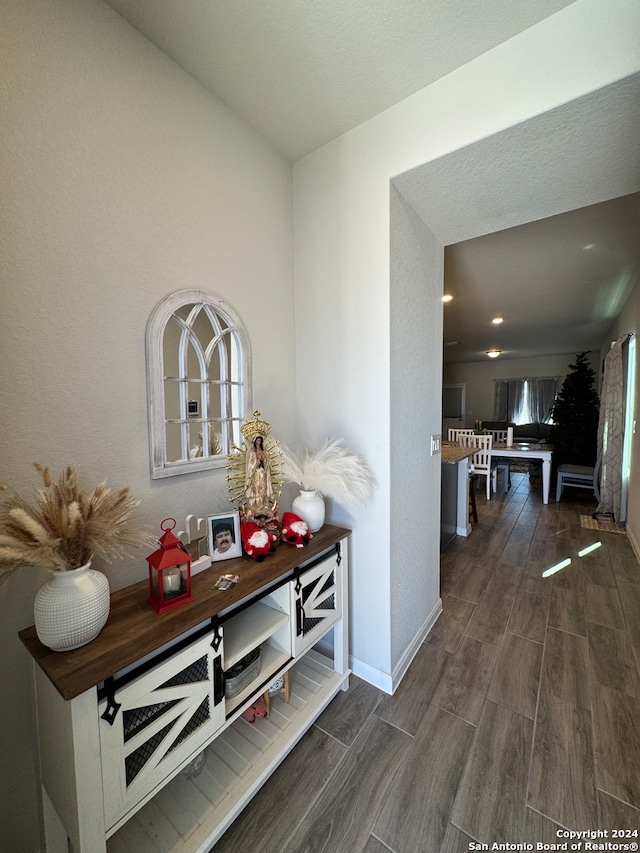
[549,352,600,469]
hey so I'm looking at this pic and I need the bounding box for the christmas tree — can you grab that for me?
[549,352,600,468]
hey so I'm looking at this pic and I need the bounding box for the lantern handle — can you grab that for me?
[160,517,177,532]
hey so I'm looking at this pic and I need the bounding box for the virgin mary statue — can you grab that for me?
[227,411,283,521]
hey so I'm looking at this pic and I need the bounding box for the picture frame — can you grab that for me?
[207,512,241,561]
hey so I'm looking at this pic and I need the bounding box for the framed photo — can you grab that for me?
[207,512,241,562]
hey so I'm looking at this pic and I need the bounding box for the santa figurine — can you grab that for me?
[241,521,277,561]
[281,512,312,547]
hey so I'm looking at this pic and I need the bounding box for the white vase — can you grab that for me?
[34,562,110,652]
[292,489,325,533]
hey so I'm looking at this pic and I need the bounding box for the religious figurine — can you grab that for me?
[227,411,284,524]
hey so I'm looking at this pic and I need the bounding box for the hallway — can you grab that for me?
[213,473,640,851]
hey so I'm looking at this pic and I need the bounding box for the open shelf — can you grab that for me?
[223,602,289,668]
[107,650,349,853]
[224,644,291,716]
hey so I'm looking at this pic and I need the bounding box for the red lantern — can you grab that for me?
[147,518,193,614]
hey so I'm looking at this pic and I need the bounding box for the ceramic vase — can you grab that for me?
[34,561,110,652]
[292,489,325,532]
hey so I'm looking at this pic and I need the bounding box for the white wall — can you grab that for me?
[0,1,295,850]
[444,352,602,427]
[293,0,640,689]
[390,188,443,672]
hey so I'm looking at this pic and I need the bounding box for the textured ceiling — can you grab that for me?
[104,0,577,162]
[103,0,640,365]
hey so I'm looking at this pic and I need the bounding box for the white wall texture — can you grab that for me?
[444,351,603,427]
[0,1,295,849]
[390,187,443,670]
[293,0,640,692]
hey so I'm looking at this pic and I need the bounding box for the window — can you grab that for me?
[493,377,558,425]
[146,290,251,478]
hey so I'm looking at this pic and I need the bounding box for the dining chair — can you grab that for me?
[556,453,602,501]
[458,433,497,500]
[488,429,510,491]
[448,428,474,442]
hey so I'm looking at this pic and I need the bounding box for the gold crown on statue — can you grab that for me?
[240,411,272,443]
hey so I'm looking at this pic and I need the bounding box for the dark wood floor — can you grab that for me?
[213,473,640,851]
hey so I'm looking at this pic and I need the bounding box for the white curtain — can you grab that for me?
[596,335,631,523]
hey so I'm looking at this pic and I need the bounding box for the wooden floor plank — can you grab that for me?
[375,641,450,734]
[282,716,411,853]
[374,705,474,853]
[541,626,591,708]
[213,726,346,852]
[588,622,640,699]
[450,700,533,843]
[431,635,499,725]
[528,690,597,830]
[586,582,626,629]
[592,682,640,809]
[314,674,383,746]
[507,589,549,643]
[425,595,476,654]
[548,585,586,636]
[487,632,542,719]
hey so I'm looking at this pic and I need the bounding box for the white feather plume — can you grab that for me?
[281,439,376,507]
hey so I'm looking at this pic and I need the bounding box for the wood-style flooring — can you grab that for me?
[213,473,640,851]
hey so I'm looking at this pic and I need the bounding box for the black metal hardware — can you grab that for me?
[100,677,121,725]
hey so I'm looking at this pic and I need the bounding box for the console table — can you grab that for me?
[20,524,350,853]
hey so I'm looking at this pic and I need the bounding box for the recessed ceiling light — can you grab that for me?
[492,316,504,325]
[583,243,595,250]
[442,294,453,303]
[486,350,501,358]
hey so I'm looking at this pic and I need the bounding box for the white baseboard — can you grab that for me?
[349,597,443,695]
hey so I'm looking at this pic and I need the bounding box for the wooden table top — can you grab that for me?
[19,524,350,701]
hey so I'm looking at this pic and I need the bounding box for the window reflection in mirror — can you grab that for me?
[146,291,251,478]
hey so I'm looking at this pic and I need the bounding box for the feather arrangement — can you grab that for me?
[0,463,153,585]
[281,440,376,507]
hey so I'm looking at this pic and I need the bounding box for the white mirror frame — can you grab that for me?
[146,289,252,479]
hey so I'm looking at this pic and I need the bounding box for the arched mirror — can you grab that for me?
[146,290,252,478]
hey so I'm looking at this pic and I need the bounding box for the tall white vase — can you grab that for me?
[292,489,325,532]
[34,562,110,652]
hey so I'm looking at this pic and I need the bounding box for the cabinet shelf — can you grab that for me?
[223,602,289,668]
[224,644,291,716]
[107,651,348,852]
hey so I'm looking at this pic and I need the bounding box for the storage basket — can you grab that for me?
[224,646,261,698]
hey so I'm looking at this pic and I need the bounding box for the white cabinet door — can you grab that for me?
[99,628,225,830]
[291,546,343,657]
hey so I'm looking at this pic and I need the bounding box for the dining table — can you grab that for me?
[491,442,553,504]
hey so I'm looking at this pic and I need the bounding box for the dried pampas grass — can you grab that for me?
[281,440,376,507]
[0,463,153,585]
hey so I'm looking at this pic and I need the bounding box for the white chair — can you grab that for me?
[448,428,474,442]
[556,454,602,502]
[458,433,497,500]
[488,429,510,491]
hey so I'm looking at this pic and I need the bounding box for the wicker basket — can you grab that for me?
[224,646,262,698]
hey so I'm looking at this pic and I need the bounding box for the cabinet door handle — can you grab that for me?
[296,599,304,637]
[213,655,224,705]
